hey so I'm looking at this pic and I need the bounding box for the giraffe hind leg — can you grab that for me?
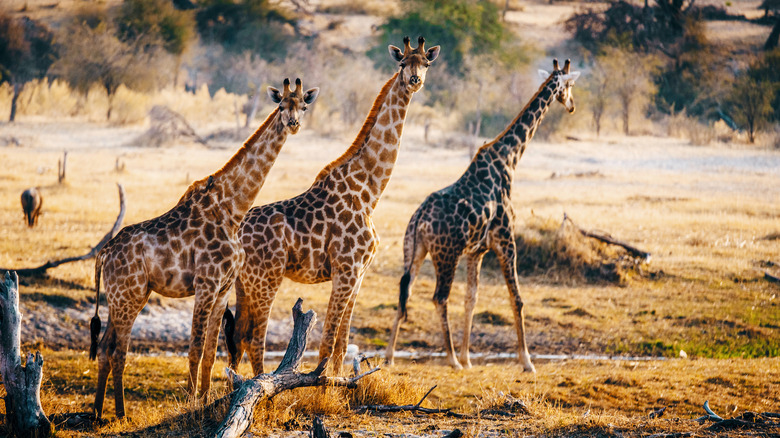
[386,242,427,365]
[93,320,116,419]
[432,256,461,370]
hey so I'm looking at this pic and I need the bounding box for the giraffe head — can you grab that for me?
[267,78,319,134]
[388,36,440,93]
[538,58,581,114]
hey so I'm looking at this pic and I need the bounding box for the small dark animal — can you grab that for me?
[21,188,42,227]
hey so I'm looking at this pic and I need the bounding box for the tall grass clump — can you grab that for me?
[484,214,645,284]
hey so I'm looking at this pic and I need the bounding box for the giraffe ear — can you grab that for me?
[538,69,550,80]
[267,86,282,103]
[426,45,440,62]
[303,87,320,104]
[388,45,404,62]
[562,71,581,83]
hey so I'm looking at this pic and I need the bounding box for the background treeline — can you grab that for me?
[1,0,779,147]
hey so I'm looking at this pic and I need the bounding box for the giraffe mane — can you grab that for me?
[477,73,555,154]
[176,107,281,204]
[312,72,399,182]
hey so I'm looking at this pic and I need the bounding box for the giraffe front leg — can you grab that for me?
[332,273,366,373]
[319,268,360,376]
[199,288,231,398]
[495,241,536,373]
[188,278,220,398]
[460,251,486,369]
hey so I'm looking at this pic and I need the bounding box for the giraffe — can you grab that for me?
[385,59,581,370]
[88,78,319,419]
[225,37,440,376]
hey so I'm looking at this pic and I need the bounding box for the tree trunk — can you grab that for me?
[10,82,23,122]
[0,271,53,438]
[765,17,780,51]
[244,93,261,128]
[57,151,67,184]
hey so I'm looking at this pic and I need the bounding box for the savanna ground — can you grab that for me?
[1,0,779,436]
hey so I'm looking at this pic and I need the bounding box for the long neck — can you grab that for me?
[194,108,287,230]
[312,73,412,211]
[482,75,558,170]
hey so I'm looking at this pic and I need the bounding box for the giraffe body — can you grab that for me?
[228,37,440,376]
[385,59,581,370]
[90,79,318,419]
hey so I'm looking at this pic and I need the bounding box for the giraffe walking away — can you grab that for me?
[385,59,581,371]
[89,79,319,419]
[225,37,440,376]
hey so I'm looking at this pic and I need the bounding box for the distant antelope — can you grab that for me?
[21,188,42,228]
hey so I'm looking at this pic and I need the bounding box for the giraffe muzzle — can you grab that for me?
[409,75,420,85]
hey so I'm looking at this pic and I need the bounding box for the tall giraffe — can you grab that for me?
[226,37,440,375]
[89,79,319,419]
[385,59,581,370]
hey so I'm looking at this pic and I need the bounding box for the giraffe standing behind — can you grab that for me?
[89,79,319,419]
[226,37,440,375]
[385,59,581,370]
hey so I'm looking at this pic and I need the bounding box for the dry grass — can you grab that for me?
[2,122,777,435]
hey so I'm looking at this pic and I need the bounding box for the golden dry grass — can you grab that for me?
[0,117,778,435]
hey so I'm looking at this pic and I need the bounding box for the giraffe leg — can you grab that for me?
[108,293,150,418]
[243,270,284,375]
[494,239,536,373]
[432,257,461,370]
[188,277,221,398]
[386,242,427,365]
[460,251,486,369]
[319,267,360,376]
[332,273,366,373]
[93,319,116,419]
[199,286,232,398]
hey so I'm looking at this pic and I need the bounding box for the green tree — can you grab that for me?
[0,12,55,122]
[116,0,196,86]
[371,0,523,110]
[195,0,297,61]
[728,76,774,143]
[53,10,165,121]
[598,48,659,135]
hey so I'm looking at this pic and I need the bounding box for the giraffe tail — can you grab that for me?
[398,208,423,322]
[89,251,105,360]
[222,306,237,365]
[399,270,412,321]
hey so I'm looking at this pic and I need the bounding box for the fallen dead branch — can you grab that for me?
[215,299,379,438]
[563,213,651,261]
[1,184,125,278]
[0,271,53,437]
[764,271,780,284]
[126,299,379,437]
[695,401,780,432]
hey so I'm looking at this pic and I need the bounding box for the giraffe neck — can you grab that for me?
[312,73,412,212]
[187,108,287,231]
[483,75,558,170]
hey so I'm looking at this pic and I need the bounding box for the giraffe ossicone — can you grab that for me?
[385,58,581,371]
[89,78,318,419]
[226,36,440,377]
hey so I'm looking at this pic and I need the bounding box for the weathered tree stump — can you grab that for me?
[214,298,379,438]
[0,271,53,437]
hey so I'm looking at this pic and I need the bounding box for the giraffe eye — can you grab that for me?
[399,62,406,68]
